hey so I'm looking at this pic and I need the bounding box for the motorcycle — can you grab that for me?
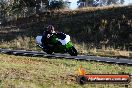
[35,32,78,56]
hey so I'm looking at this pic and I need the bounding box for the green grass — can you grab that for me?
[0,54,131,88]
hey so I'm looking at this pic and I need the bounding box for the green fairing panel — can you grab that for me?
[50,34,73,50]
[66,42,73,49]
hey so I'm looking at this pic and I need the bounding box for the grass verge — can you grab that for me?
[0,54,131,88]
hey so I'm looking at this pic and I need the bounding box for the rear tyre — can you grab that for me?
[46,49,53,54]
[43,45,53,54]
[68,46,78,56]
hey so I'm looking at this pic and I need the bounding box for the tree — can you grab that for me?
[77,0,93,7]
[10,0,70,15]
[0,0,8,22]
[7,0,49,16]
[0,0,70,22]
[102,0,125,5]
[120,0,125,4]
[77,0,125,7]
[46,0,70,10]
[107,0,119,5]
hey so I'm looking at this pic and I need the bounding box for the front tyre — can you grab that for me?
[68,46,78,56]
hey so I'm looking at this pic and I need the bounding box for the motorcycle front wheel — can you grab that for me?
[68,46,78,56]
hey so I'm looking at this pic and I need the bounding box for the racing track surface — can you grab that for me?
[0,48,132,65]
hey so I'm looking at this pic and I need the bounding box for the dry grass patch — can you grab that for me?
[0,36,37,50]
[0,54,132,88]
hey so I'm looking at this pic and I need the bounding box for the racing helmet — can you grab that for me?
[46,25,55,33]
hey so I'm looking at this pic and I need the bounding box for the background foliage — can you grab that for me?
[1,6,132,50]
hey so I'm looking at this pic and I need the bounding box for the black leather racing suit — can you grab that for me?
[41,31,54,49]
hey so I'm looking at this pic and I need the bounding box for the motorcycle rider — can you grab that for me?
[35,24,78,55]
[41,25,56,49]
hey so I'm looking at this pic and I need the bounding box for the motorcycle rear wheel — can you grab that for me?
[43,45,54,54]
[46,49,53,54]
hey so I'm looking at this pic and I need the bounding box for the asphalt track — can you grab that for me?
[0,48,132,65]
